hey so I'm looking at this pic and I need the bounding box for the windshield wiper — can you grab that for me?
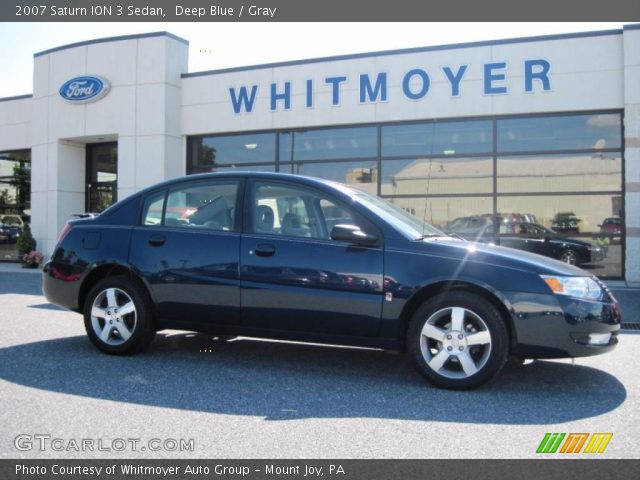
[415,233,466,241]
[447,233,466,241]
[415,233,445,240]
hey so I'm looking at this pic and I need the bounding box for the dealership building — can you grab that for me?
[0,26,639,282]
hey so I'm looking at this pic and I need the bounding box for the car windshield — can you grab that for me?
[347,188,445,240]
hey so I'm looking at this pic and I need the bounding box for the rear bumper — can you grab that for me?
[42,261,84,311]
[506,291,620,359]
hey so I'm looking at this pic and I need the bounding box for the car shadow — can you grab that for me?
[0,332,626,424]
[28,303,66,311]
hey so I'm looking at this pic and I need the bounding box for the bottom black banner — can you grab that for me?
[2,459,640,480]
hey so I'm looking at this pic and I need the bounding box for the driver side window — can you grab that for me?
[250,182,365,240]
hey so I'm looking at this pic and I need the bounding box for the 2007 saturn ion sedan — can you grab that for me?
[43,172,621,389]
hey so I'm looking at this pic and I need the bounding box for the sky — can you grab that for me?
[0,22,628,98]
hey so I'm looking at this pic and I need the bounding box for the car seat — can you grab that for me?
[280,212,309,237]
[254,205,275,233]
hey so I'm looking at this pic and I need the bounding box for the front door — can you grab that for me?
[86,142,117,213]
[240,180,384,337]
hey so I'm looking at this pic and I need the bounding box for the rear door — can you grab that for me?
[128,178,242,327]
[240,179,384,337]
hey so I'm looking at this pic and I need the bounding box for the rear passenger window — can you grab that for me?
[141,191,165,226]
[165,181,239,231]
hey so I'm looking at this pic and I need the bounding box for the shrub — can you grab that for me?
[16,222,36,256]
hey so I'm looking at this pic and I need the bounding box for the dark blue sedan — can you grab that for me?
[43,172,621,389]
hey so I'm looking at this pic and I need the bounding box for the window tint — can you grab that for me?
[250,182,366,240]
[162,181,239,231]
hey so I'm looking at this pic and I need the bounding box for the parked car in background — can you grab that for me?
[0,215,23,243]
[443,213,538,237]
[0,224,10,243]
[43,172,620,390]
[445,216,603,265]
[552,212,582,233]
[497,222,604,265]
[598,217,623,243]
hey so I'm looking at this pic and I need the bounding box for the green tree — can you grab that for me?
[16,222,36,256]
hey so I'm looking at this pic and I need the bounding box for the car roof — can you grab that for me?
[102,171,361,217]
[136,171,346,196]
[164,170,325,183]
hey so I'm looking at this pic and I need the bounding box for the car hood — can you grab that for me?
[550,236,594,248]
[410,237,587,276]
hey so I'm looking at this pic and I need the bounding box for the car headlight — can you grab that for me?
[541,275,602,300]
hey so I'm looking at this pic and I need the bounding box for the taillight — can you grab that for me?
[56,223,72,245]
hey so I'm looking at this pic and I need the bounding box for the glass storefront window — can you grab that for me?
[0,149,31,262]
[185,110,625,278]
[280,160,378,194]
[382,156,493,195]
[388,196,493,231]
[279,126,377,161]
[497,194,622,235]
[497,195,622,278]
[382,120,492,157]
[497,113,622,152]
[190,132,277,169]
[497,154,622,193]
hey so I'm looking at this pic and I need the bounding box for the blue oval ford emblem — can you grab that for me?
[59,76,110,104]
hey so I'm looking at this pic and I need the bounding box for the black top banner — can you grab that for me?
[3,0,640,22]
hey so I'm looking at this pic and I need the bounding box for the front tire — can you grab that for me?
[559,249,578,265]
[83,276,155,355]
[407,292,509,390]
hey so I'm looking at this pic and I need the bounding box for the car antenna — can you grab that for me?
[421,121,438,238]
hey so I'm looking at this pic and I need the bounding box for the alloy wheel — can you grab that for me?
[560,250,577,265]
[419,307,492,379]
[90,287,137,346]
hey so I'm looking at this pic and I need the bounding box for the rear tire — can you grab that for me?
[83,276,155,355]
[407,291,509,390]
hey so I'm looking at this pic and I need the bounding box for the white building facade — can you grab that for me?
[0,27,638,282]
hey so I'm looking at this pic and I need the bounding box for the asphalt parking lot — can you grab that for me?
[1,269,639,459]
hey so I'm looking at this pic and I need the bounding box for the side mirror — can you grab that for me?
[331,224,378,246]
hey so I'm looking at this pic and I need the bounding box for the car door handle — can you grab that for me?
[254,243,276,257]
[148,235,166,247]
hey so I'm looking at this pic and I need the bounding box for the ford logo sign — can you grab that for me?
[59,76,110,104]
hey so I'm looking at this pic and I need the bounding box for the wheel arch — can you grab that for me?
[398,280,517,353]
[78,262,154,313]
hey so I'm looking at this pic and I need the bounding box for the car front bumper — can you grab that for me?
[505,291,620,359]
